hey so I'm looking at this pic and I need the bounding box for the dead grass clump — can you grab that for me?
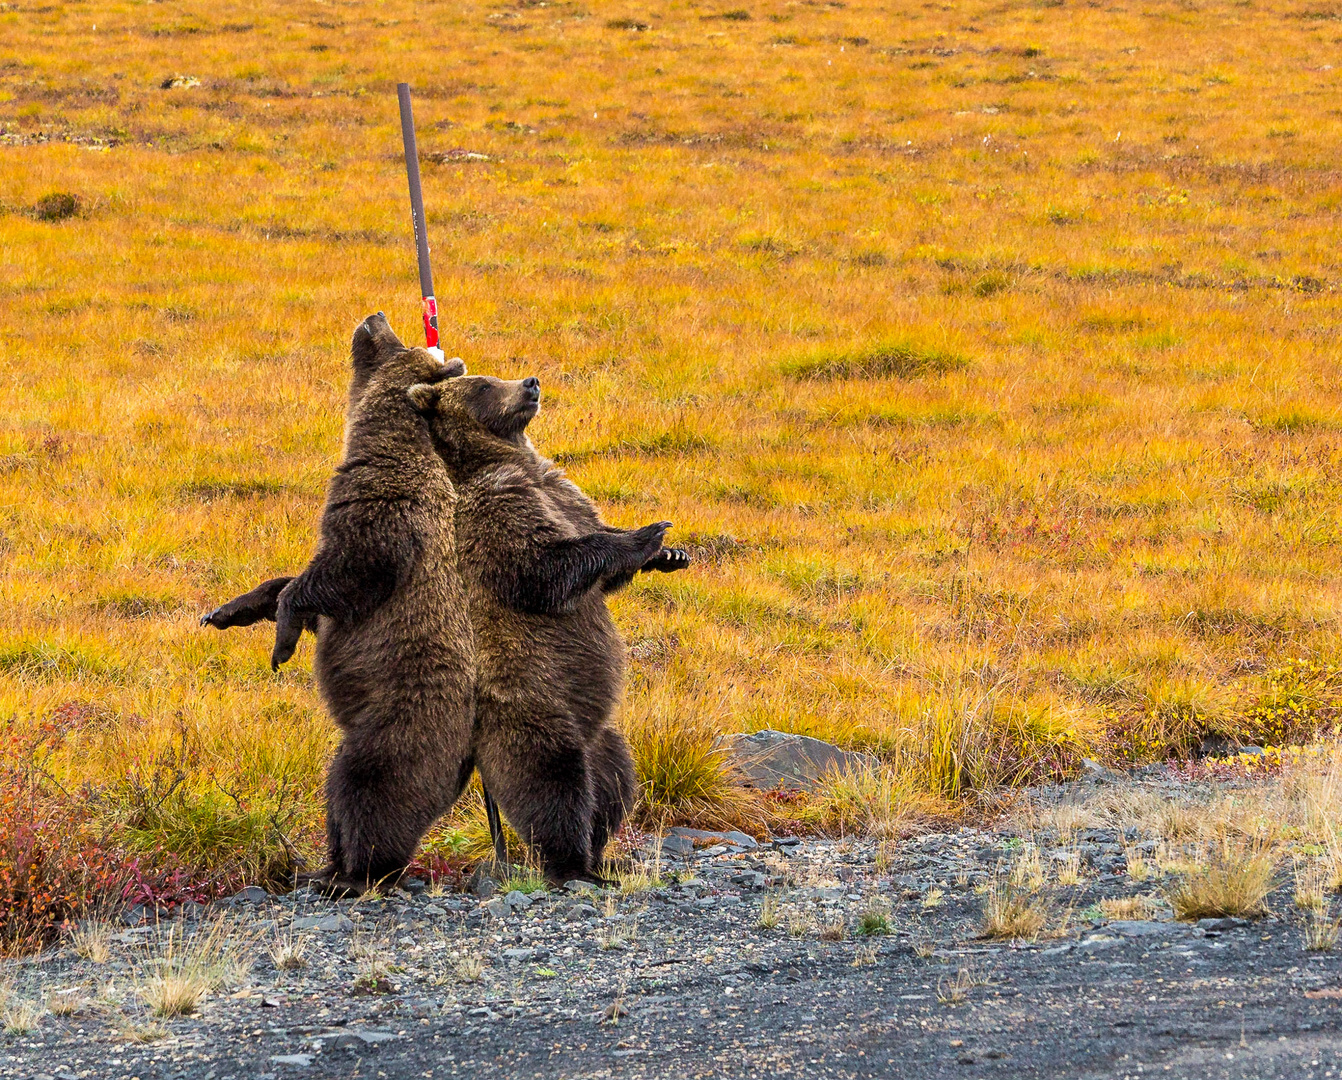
[68,918,114,963]
[979,880,1048,941]
[803,764,943,839]
[1099,894,1161,921]
[1165,840,1279,921]
[136,920,252,1017]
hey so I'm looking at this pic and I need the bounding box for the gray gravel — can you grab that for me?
[4,774,1342,1079]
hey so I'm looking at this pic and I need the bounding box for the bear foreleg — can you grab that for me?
[200,576,295,629]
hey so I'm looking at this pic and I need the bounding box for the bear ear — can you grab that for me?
[407,383,440,414]
[443,356,466,378]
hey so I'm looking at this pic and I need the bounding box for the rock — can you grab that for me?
[482,898,510,918]
[661,834,695,856]
[1104,920,1180,937]
[235,885,269,904]
[1077,935,1126,952]
[121,903,149,926]
[504,890,533,911]
[717,729,876,793]
[1241,745,1266,757]
[160,74,201,90]
[666,826,758,850]
[467,868,498,899]
[1197,917,1248,932]
[565,903,600,922]
[400,876,427,894]
[291,914,353,932]
[422,904,447,917]
[271,1053,314,1066]
[503,947,535,962]
[332,1029,399,1049]
[177,900,204,920]
[1080,758,1118,783]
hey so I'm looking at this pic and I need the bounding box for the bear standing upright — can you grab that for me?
[405,372,685,882]
[268,313,476,893]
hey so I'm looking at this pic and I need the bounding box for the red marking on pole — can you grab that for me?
[422,295,440,349]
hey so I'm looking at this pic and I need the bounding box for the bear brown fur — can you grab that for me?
[405,372,686,881]
[262,313,475,894]
[204,355,689,883]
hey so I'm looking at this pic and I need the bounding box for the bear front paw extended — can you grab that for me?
[642,547,690,573]
[631,520,672,559]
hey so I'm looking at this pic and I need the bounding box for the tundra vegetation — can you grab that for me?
[1,0,1341,951]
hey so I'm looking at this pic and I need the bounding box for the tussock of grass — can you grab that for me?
[979,881,1048,941]
[1165,840,1279,921]
[782,340,969,381]
[135,920,251,1018]
[68,919,114,963]
[1304,908,1341,952]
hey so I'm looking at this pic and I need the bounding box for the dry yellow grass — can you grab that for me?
[979,879,1048,941]
[3,0,1342,883]
[1165,839,1279,921]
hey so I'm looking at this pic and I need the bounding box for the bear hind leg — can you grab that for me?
[477,718,595,885]
[588,725,637,869]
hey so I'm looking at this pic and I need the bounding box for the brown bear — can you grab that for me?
[404,372,687,882]
[227,313,475,895]
[204,357,689,882]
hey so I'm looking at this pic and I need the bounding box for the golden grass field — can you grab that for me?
[3,0,1342,913]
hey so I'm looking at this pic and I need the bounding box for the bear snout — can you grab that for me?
[522,376,540,401]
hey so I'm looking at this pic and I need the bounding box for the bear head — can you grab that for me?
[349,311,465,407]
[344,313,467,451]
[405,374,542,477]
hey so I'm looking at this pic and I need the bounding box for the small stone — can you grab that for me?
[482,897,510,918]
[422,904,447,917]
[400,876,427,893]
[503,947,535,962]
[235,885,269,903]
[565,903,599,922]
[271,1053,313,1066]
[504,889,533,910]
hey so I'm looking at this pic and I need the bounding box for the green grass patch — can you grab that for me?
[783,340,969,380]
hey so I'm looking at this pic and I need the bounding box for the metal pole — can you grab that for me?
[396,83,440,351]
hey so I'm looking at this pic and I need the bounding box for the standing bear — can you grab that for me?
[242,313,476,894]
[404,372,686,882]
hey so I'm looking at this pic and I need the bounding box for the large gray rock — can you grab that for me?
[718,729,877,792]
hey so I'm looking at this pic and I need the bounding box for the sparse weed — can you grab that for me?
[819,916,847,942]
[921,887,945,909]
[852,943,879,967]
[269,930,310,971]
[1054,852,1083,887]
[1,995,41,1034]
[1099,895,1161,921]
[786,910,813,938]
[857,907,891,936]
[758,895,782,930]
[69,918,114,963]
[1304,908,1341,952]
[455,953,485,982]
[45,989,83,1016]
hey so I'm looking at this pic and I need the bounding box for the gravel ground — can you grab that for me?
[5,772,1342,1080]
